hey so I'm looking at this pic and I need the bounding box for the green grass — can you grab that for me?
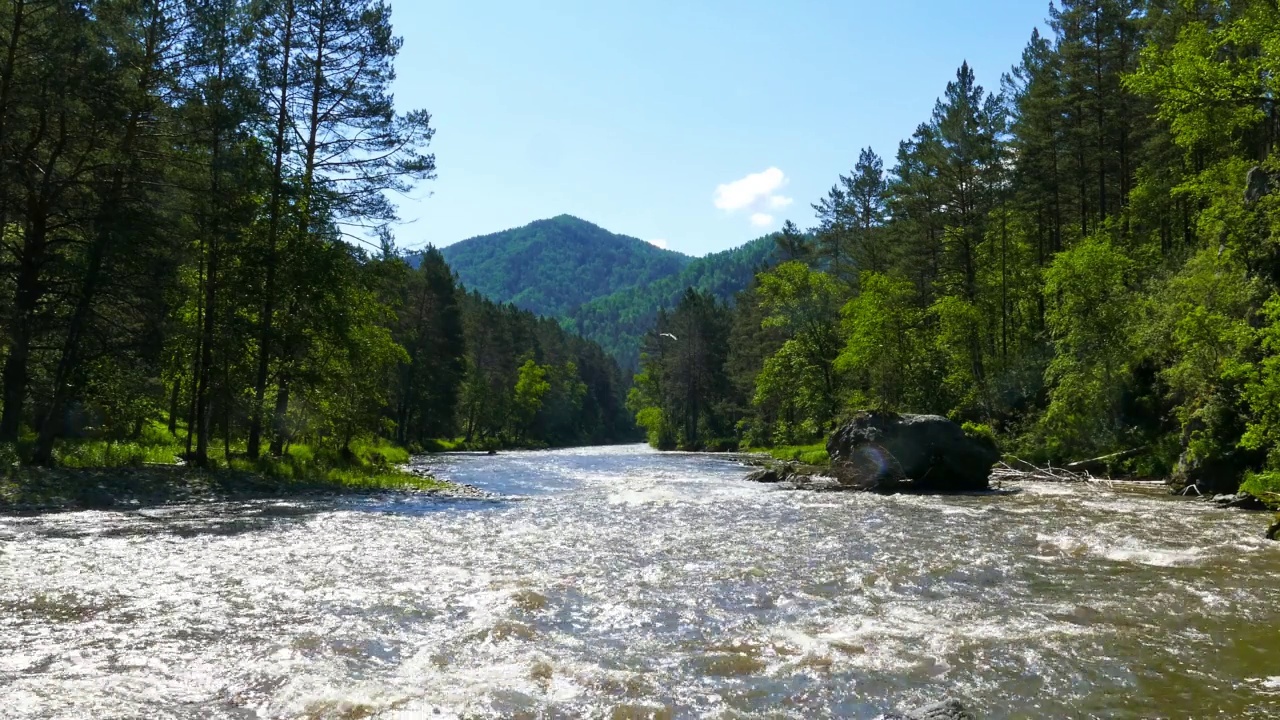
[418,436,537,453]
[221,438,432,491]
[747,443,829,466]
[0,422,449,510]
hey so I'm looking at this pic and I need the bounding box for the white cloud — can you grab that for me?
[714,167,793,227]
[647,238,669,249]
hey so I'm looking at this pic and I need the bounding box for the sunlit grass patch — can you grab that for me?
[747,443,829,466]
[1,424,451,510]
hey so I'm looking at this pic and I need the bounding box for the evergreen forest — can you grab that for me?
[628,1,1280,497]
[0,0,633,476]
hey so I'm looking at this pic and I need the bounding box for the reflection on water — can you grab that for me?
[2,445,1279,718]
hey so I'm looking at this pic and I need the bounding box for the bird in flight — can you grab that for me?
[660,333,678,341]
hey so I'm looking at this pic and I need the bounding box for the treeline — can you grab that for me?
[567,234,777,370]
[630,1,1280,493]
[0,0,631,467]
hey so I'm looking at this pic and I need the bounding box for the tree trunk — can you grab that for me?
[248,0,296,460]
[0,219,42,441]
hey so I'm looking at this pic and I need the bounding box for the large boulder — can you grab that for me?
[826,411,999,493]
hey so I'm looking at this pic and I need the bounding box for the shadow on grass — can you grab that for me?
[0,464,453,516]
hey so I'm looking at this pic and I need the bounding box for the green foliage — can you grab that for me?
[1240,472,1280,506]
[627,290,734,450]
[457,290,634,448]
[0,1,634,484]
[567,234,780,369]
[838,273,924,411]
[752,443,830,466]
[1037,237,1137,458]
[754,262,844,437]
[628,3,1280,491]
[1242,296,1280,466]
[513,359,551,439]
[962,422,997,446]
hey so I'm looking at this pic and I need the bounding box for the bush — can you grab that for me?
[1241,471,1280,503]
[961,422,996,445]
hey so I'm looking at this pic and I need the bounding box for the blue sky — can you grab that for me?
[390,1,1048,257]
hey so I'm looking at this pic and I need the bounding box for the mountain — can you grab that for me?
[565,235,779,369]
[434,215,692,318]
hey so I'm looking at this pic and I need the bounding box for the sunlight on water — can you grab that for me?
[2,444,1279,718]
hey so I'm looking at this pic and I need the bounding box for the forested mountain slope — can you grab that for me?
[435,215,692,318]
[565,235,780,369]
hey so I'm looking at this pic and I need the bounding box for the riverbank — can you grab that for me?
[0,431,470,513]
[742,437,1280,536]
[0,463,461,513]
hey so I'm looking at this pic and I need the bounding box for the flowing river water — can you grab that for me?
[2,445,1279,718]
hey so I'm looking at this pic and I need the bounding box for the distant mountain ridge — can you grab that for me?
[436,215,691,318]
[415,215,780,369]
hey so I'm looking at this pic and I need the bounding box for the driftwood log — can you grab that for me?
[989,457,1106,485]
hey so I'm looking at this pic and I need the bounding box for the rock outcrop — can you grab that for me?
[826,411,999,493]
[1246,165,1274,206]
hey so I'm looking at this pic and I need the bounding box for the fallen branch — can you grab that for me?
[991,457,1110,486]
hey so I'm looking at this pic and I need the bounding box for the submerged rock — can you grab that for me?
[76,486,117,509]
[745,467,788,484]
[1209,493,1269,511]
[826,411,998,493]
[881,698,976,720]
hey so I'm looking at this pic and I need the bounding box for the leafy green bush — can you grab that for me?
[961,422,996,445]
[1241,471,1280,503]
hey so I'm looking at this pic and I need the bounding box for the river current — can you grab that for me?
[1,445,1279,718]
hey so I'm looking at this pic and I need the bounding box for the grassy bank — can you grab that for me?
[417,437,539,453]
[0,423,450,512]
[744,443,829,466]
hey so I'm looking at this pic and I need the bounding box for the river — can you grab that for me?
[1,445,1278,718]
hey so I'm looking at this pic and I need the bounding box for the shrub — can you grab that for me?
[1241,471,1280,503]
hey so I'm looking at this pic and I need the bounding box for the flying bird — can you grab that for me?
[659,333,678,341]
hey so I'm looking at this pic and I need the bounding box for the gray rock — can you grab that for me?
[881,698,976,720]
[826,411,999,492]
[1246,165,1273,205]
[745,468,785,484]
[745,461,800,484]
[1210,493,1268,511]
